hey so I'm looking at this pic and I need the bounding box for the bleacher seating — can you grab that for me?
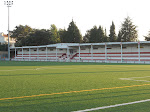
[72,52,150,62]
[13,53,66,61]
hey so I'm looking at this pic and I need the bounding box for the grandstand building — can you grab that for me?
[10,41,150,63]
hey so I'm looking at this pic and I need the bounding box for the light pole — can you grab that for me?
[4,1,13,60]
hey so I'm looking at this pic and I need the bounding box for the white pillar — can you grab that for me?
[105,43,107,62]
[138,42,140,62]
[121,42,123,63]
[79,44,80,61]
[15,48,16,60]
[9,47,10,60]
[56,48,58,61]
[37,47,39,61]
[29,47,31,61]
[22,48,23,60]
[91,44,93,61]
[46,46,48,61]
[67,46,69,61]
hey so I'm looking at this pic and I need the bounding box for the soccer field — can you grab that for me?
[0,61,150,112]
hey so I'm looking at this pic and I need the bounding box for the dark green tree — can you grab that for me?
[98,26,106,42]
[0,44,8,51]
[66,20,82,43]
[109,21,116,42]
[83,30,90,43]
[144,31,150,41]
[89,26,99,43]
[86,26,106,43]
[58,28,68,43]
[119,16,138,42]
[25,29,51,46]
[11,25,33,46]
[117,30,122,42]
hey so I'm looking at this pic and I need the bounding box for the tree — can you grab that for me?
[103,28,109,42]
[66,20,82,43]
[117,30,122,42]
[0,44,8,51]
[144,31,150,41]
[11,25,33,46]
[89,26,99,43]
[87,26,106,43]
[98,26,107,42]
[25,29,51,46]
[50,24,60,43]
[83,30,90,43]
[119,16,138,42]
[109,21,116,42]
[59,28,68,43]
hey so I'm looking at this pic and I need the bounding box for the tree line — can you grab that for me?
[10,16,149,47]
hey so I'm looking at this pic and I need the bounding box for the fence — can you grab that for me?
[0,51,8,60]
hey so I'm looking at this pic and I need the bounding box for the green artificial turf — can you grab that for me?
[0,61,150,112]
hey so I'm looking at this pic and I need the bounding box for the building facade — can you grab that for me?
[0,32,16,47]
[10,41,150,63]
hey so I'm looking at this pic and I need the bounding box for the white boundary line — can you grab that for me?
[73,99,150,112]
[120,76,150,82]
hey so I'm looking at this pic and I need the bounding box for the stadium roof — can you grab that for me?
[10,41,150,49]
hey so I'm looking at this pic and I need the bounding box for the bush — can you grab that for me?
[0,44,8,51]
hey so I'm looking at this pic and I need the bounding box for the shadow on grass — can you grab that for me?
[1,70,150,77]
[0,61,147,66]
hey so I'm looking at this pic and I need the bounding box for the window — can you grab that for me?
[137,46,144,48]
[93,46,99,49]
[50,49,53,51]
[34,49,37,51]
[59,49,63,51]
[107,48,112,49]
[122,47,127,49]
[81,48,86,50]
[81,47,86,50]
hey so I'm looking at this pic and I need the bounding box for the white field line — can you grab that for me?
[130,76,150,79]
[120,76,150,82]
[73,99,150,112]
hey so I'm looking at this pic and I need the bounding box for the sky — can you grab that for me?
[0,0,150,41]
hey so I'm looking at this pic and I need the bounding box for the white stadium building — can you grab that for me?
[10,41,150,64]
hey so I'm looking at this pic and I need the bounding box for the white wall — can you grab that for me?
[0,34,5,44]
[17,48,67,55]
